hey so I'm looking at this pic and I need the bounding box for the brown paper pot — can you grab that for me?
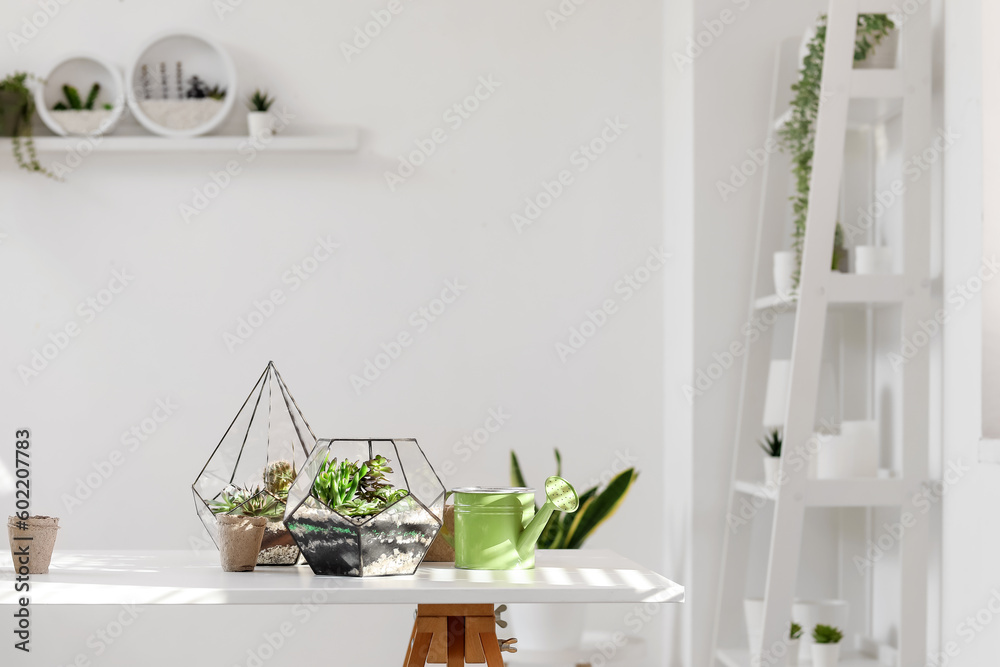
[217,515,267,572]
[7,516,59,574]
[423,505,455,562]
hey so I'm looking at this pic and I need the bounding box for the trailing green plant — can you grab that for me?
[510,448,637,549]
[812,624,843,644]
[209,485,283,518]
[0,72,56,179]
[777,14,894,288]
[790,622,803,640]
[312,454,409,517]
[247,89,275,112]
[759,428,783,458]
[53,82,103,111]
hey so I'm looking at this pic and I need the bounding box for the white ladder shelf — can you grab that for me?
[711,0,935,665]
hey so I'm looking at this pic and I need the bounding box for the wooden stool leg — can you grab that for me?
[406,632,433,667]
[403,617,419,667]
[447,616,465,667]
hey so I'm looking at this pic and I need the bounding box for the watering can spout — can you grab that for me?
[516,476,579,557]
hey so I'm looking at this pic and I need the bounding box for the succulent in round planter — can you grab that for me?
[810,624,843,667]
[759,428,783,486]
[284,438,445,577]
[0,72,56,179]
[193,362,316,566]
[246,89,275,138]
[7,515,60,574]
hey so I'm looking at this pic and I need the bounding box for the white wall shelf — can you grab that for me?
[717,648,882,667]
[734,478,905,507]
[0,128,360,153]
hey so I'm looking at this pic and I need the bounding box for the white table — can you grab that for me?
[0,549,683,606]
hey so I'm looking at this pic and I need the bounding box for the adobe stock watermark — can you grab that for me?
[511,117,629,233]
[350,278,467,394]
[554,245,670,363]
[543,0,590,31]
[853,458,970,574]
[16,267,135,386]
[8,0,74,53]
[845,127,959,244]
[384,76,502,192]
[414,407,512,500]
[929,588,1000,667]
[672,0,753,73]
[49,603,144,664]
[887,254,999,371]
[340,0,417,62]
[716,136,779,202]
[223,235,341,352]
[683,294,794,403]
[179,108,296,224]
[61,398,180,513]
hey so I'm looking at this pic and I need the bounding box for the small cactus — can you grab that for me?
[264,460,295,496]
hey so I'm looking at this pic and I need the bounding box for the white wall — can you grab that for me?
[0,1,689,665]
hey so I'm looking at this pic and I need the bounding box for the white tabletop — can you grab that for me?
[0,549,684,606]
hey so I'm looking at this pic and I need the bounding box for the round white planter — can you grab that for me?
[773,251,797,299]
[126,30,237,138]
[510,603,586,651]
[792,599,848,652]
[763,457,781,486]
[854,245,892,274]
[811,643,841,667]
[787,637,801,666]
[247,111,272,137]
[35,53,125,136]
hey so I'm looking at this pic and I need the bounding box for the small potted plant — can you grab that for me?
[7,515,60,574]
[49,82,115,135]
[246,89,275,137]
[0,72,55,179]
[209,485,275,572]
[787,622,803,666]
[811,624,843,667]
[759,429,783,485]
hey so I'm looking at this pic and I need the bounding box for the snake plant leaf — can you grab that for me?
[554,448,562,478]
[549,486,597,548]
[510,450,528,488]
[563,468,637,549]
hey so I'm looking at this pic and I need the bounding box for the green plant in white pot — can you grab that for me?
[787,622,803,666]
[811,624,843,667]
[246,89,275,138]
[759,429,783,486]
[508,449,638,651]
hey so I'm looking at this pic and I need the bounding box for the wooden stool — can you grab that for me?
[403,604,516,667]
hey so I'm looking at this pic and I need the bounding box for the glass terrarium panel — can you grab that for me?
[285,441,329,521]
[358,493,441,576]
[286,495,361,576]
[392,438,446,521]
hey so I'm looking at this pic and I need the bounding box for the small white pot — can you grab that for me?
[854,246,892,274]
[811,643,841,667]
[773,251,797,298]
[786,637,801,666]
[763,457,781,486]
[247,111,273,137]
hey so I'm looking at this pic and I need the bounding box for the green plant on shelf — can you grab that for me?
[812,624,843,644]
[790,622,803,640]
[312,454,409,517]
[510,448,637,549]
[209,485,284,519]
[0,72,57,179]
[53,82,104,111]
[759,429,783,458]
[247,89,275,112]
[776,14,895,288]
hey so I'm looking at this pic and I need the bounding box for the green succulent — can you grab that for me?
[247,89,274,112]
[812,624,843,644]
[264,459,296,496]
[209,485,283,519]
[312,454,409,517]
[53,82,101,111]
[759,429,783,457]
[776,14,895,288]
[790,622,803,640]
[510,448,638,550]
[206,84,226,101]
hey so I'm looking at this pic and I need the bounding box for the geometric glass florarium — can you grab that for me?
[284,438,445,576]
[192,361,316,566]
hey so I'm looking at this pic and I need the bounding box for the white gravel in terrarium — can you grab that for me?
[50,110,114,136]
[139,99,224,130]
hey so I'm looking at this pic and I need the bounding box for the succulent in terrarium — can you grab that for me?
[264,460,296,497]
[208,485,283,519]
[312,454,409,517]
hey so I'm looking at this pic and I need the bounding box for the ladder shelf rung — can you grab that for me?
[734,478,906,507]
[753,274,907,311]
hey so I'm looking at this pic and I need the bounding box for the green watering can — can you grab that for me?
[446,476,579,570]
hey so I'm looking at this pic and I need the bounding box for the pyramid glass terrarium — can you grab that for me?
[284,438,445,576]
[193,362,316,566]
